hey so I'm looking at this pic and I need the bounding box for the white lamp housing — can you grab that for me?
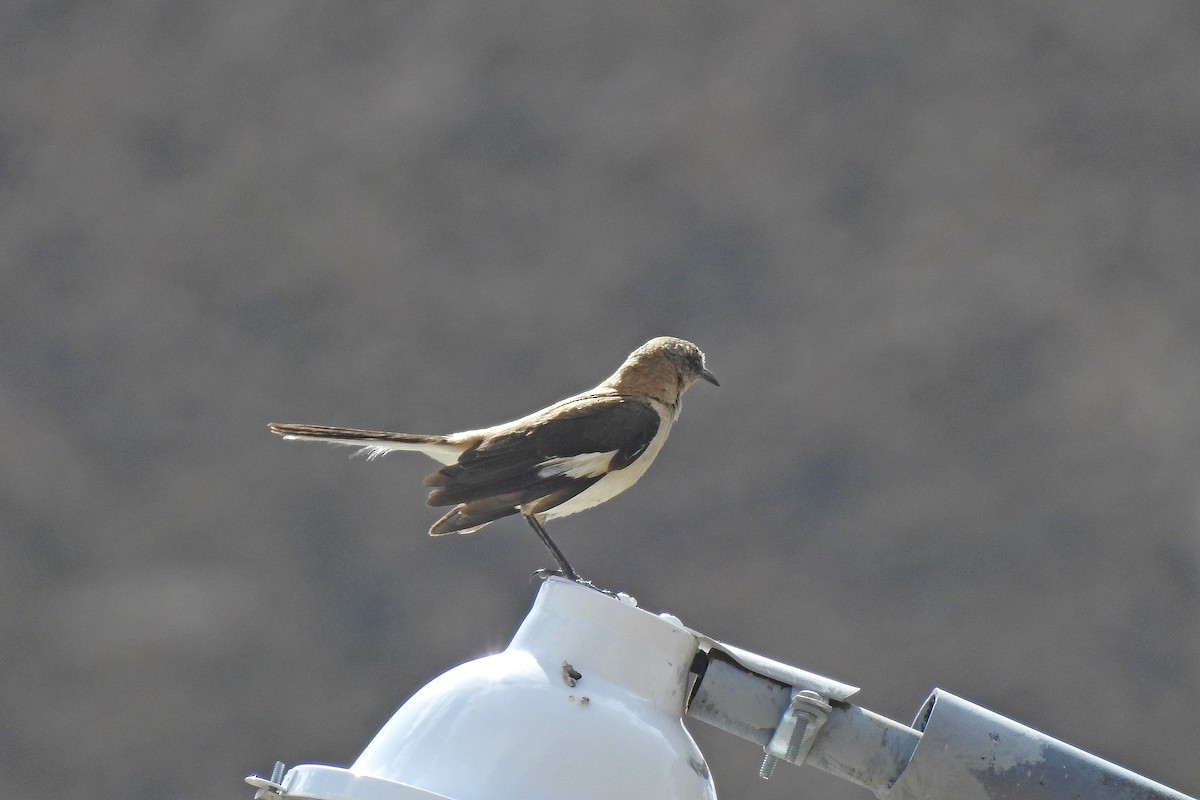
[269,577,717,800]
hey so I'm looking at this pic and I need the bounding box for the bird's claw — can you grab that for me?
[530,567,581,582]
[529,568,615,596]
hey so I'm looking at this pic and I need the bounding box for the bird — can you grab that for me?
[268,336,718,582]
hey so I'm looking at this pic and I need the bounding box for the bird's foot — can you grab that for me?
[530,566,579,582]
[529,568,615,596]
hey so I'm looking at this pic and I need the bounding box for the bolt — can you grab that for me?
[760,690,828,780]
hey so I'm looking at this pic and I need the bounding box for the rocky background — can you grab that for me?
[3,2,1199,799]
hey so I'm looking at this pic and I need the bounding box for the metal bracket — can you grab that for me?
[245,761,287,798]
[759,689,833,779]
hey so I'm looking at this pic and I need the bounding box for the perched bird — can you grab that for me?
[269,336,717,581]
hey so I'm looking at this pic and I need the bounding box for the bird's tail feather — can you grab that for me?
[268,422,464,463]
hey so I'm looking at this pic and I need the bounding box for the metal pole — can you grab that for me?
[684,642,1197,800]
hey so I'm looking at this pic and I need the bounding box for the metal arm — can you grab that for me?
[684,636,1196,800]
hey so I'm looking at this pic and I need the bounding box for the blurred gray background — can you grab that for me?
[3,1,1199,799]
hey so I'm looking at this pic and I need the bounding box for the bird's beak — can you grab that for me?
[699,368,719,386]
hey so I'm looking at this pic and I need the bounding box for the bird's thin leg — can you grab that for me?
[524,515,580,581]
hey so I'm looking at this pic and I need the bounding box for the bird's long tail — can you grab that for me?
[267,423,465,464]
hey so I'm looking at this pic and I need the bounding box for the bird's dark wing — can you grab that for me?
[423,395,660,509]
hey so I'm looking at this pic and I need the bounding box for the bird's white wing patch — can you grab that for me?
[537,451,618,479]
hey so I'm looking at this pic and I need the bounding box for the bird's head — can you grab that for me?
[607,336,718,403]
